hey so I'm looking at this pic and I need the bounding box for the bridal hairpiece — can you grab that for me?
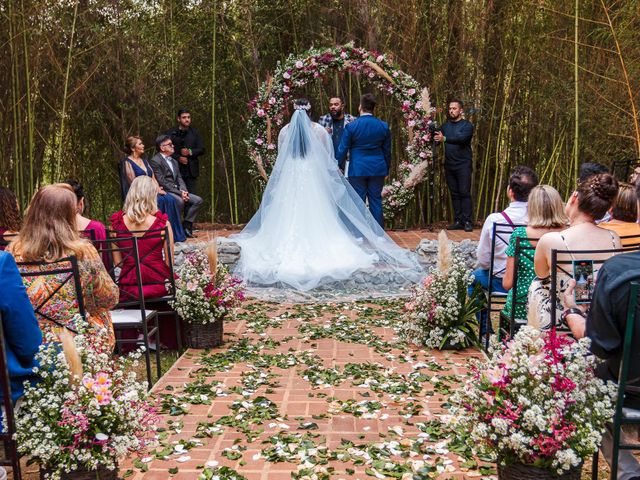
[294,103,311,111]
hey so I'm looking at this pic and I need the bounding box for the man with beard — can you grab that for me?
[165,108,205,195]
[318,97,356,159]
[434,99,475,232]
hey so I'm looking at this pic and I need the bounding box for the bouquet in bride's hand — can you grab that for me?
[400,230,483,349]
[171,245,245,325]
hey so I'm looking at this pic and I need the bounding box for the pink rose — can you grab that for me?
[283,85,290,93]
[295,60,304,69]
[419,151,428,158]
[376,55,384,62]
[268,97,276,105]
[255,138,264,145]
[283,71,291,79]
[267,143,275,150]
[408,120,416,127]
[257,109,266,117]
[340,51,347,59]
[408,88,416,95]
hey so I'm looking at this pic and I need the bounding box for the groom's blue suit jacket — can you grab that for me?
[335,115,391,177]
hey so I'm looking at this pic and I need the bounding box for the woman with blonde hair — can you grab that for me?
[110,175,174,300]
[8,183,118,347]
[598,181,640,246]
[501,185,568,323]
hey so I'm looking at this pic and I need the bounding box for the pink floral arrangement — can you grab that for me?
[451,327,616,474]
[245,42,436,221]
[16,317,158,479]
[171,248,245,325]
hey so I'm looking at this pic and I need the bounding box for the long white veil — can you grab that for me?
[231,109,425,302]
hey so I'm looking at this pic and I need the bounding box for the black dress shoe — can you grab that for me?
[447,222,464,230]
[464,222,474,232]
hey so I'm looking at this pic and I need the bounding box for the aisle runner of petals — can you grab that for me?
[122,301,492,480]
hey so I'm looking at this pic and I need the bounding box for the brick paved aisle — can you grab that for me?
[122,301,489,480]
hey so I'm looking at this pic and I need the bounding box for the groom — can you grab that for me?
[336,93,391,227]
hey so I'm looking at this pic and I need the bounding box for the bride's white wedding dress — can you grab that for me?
[231,109,424,301]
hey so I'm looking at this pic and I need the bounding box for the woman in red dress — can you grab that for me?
[110,175,174,301]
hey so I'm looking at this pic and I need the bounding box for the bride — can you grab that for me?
[231,98,424,301]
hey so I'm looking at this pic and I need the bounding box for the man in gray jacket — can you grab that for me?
[149,134,203,238]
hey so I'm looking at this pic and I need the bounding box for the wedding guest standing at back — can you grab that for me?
[150,135,203,238]
[434,99,475,232]
[166,108,205,195]
[318,97,356,156]
[0,187,21,250]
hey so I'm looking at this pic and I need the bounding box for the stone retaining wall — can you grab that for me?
[175,238,479,272]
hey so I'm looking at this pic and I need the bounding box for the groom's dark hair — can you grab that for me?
[360,94,376,113]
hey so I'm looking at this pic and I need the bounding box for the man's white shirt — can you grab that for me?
[476,201,529,276]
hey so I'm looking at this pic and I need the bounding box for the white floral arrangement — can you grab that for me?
[400,231,483,349]
[171,247,245,325]
[15,317,158,480]
[450,326,616,474]
[245,42,436,221]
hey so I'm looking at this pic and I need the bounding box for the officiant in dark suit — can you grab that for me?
[336,93,391,227]
[149,134,203,238]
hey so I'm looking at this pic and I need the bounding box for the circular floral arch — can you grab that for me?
[245,44,436,221]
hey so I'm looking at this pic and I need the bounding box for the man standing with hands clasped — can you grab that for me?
[434,99,475,232]
[166,108,205,196]
[318,97,355,156]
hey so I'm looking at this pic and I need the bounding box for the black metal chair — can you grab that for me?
[611,159,640,181]
[0,312,22,479]
[619,233,640,251]
[0,233,18,252]
[483,222,526,349]
[591,282,640,479]
[108,226,182,352]
[499,236,536,341]
[16,256,87,332]
[549,247,637,329]
[96,235,160,387]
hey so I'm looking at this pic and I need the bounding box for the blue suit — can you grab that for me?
[0,251,41,406]
[335,114,391,227]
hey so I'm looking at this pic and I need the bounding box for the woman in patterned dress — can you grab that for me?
[501,185,567,323]
[8,184,119,349]
[527,174,621,330]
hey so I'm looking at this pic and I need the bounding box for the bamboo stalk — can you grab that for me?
[600,0,640,156]
[54,0,80,182]
[21,0,35,200]
[227,112,239,224]
[210,0,217,222]
[573,0,579,177]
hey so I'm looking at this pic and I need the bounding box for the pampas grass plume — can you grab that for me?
[437,230,452,274]
[57,327,83,383]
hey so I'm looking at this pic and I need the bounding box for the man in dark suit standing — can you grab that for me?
[335,93,391,227]
[149,135,203,238]
[165,108,204,195]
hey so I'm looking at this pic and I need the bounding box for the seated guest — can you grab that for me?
[119,136,186,242]
[0,187,21,250]
[0,250,42,480]
[64,180,110,266]
[472,166,539,334]
[562,198,640,478]
[579,162,611,223]
[529,173,621,330]
[8,184,119,349]
[149,134,203,238]
[598,181,640,246]
[110,176,174,300]
[501,185,567,323]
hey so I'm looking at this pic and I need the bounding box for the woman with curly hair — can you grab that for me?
[0,187,21,250]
